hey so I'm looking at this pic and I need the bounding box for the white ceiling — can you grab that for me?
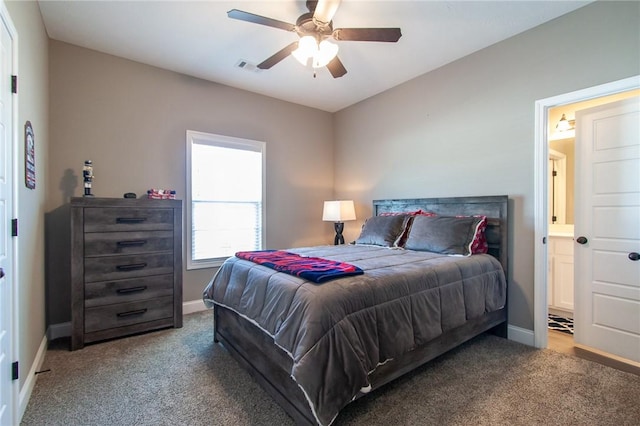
[38,0,592,112]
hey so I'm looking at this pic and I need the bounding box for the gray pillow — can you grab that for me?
[355,215,411,247]
[404,215,483,256]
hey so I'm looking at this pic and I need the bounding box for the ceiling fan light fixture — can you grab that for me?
[314,39,338,68]
[291,36,339,69]
[291,35,317,66]
[229,2,401,78]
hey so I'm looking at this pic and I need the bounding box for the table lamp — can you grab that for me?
[322,200,356,245]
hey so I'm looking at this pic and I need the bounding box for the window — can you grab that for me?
[186,130,265,269]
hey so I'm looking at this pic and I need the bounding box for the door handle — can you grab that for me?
[629,252,640,261]
[576,236,588,245]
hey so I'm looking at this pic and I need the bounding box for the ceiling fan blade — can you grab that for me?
[333,28,402,42]
[312,0,342,26]
[257,42,299,70]
[326,56,347,78]
[227,9,295,32]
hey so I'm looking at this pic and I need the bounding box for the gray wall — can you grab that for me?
[47,41,334,322]
[5,0,49,390]
[333,1,640,330]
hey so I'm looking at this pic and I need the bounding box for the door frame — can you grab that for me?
[533,75,640,349]
[0,1,18,424]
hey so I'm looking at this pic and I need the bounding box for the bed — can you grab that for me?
[203,195,509,425]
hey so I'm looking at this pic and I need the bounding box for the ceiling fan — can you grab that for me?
[228,0,402,78]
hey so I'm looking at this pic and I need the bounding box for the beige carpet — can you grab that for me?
[22,310,640,425]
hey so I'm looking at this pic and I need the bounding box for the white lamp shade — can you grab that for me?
[314,40,338,68]
[292,36,317,66]
[291,36,339,68]
[322,200,356,222]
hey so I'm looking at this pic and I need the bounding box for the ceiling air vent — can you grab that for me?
[235,59,261,72]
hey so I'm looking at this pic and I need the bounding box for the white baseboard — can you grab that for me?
[18,333,48,422]
[508,324,535,346]
[183,299,208,315]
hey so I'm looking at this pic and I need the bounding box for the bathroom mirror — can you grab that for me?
[548,135,575,226]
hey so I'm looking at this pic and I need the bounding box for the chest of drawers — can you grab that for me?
[70,197,182,350]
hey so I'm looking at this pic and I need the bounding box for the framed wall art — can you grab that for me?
[25,121,35,189]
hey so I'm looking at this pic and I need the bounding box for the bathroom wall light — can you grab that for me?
[555,114,575,132]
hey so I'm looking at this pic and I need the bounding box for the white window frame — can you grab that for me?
[186,130,266,269]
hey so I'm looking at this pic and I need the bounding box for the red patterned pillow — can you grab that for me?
[456,215,488,254]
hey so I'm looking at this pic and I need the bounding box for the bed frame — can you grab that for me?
[213,195,509,425]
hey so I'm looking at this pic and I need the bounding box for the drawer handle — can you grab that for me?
[116,217,147,224]
[116,240,148,247]
[116,286,147,294]
[116,263,147,271]
[116,309,147,318]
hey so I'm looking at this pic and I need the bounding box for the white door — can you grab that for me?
[574,96,640,363]
[0,5,14,424]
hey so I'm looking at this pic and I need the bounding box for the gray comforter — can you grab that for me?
[203,244,506,425]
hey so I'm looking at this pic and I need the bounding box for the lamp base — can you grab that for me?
[333,222,345,245]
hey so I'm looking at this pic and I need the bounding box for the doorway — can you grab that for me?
[546,107,576,352]
[547,133,574,330]
[533,76,640,355]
